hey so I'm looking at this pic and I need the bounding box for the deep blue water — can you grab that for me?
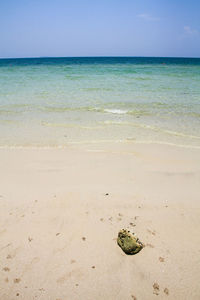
[1,56,200,66]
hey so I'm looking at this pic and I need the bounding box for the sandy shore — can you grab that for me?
[0,142,200,300]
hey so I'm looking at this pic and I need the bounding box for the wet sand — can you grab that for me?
[0,143,200,300]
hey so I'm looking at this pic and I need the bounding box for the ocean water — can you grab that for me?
[0,57,200,148]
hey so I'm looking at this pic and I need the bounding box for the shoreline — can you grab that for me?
[0,138,200,150]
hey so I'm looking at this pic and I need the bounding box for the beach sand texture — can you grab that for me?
[0,142,200,299]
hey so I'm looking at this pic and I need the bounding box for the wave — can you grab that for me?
[42,106,147,116]
[2,102,199,117]
[0,140,200,150]
[104,109,128,114]
[41,121,103,129]
[64,75,85,80]
[132,77,151,81]
[41,118,200,141]
[0,119,21,124]
[101,120,200,140]
[82,87,112,91]
[0,109,19,115]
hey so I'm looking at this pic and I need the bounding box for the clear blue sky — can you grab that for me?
[0,0,200,58]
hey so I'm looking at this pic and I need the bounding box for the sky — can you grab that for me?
[0,0,200,58]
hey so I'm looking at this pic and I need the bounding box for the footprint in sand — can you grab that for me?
[14,278,21,283]
[57,269,83,284]
[159,257,165,262]
[164,288,169,295]
[146,243,154,248]
[153,282,160,295]
[1,243,12,251]
[3,267,10,272]
[70,259,76,264]
[117,213,123,221]
[6,247,19,260]
[147,229,156,236]
[131,295,137,300]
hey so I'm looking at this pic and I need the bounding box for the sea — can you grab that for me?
[0,57,200,148]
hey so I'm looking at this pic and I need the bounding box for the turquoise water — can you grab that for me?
[0,57,200,147]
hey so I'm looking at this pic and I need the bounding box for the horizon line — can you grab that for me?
[0,55,200,60]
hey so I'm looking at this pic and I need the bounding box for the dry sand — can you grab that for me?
[0,142,200,300]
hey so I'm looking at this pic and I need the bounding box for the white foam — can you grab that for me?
[104,109,128,114]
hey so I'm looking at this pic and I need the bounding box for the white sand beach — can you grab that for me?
[0,142,200,299]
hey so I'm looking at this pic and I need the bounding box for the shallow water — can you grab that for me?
[0,57,200,147]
